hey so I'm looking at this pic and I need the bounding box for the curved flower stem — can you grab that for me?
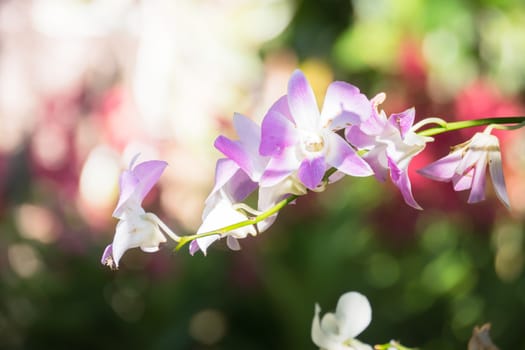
[175,193,299,250]
[175,167,341,251]
[417,116,525,136]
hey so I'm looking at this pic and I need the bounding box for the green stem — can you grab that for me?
[417,116,525,136]
[175,194,299,250]
[374,341,418,350]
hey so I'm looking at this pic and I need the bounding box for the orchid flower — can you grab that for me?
[418,129,510,208]
[346,93,433,209]
[259,69,373,191]
[101,156,179,269]
[312,291,373,350]
[189,111,310,255]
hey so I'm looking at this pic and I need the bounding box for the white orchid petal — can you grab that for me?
[335,292,372,339]
[311,305,349,350]
[226,236,241,251]
[488,144,510,208]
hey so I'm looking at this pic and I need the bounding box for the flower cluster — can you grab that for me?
[101,69,513,268]
[190,69,437,254]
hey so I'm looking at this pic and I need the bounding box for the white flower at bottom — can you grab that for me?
[312,292,373,350]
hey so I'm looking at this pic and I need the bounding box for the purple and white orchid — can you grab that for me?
[418,129,510,208]
[191,113,308,255]
[259,69,374,191]
[346,93,433,209]
[101,155,179,269]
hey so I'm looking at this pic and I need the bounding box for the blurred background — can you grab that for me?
[1,0,525,349]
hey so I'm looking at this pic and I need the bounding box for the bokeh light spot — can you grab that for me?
[189,309,227,346]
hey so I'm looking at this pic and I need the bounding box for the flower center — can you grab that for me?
[301,131,325,153]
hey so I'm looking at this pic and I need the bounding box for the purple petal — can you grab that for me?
[388,108,415,139]
[345,125,377,149]
[321,81,372,129]
[210,158,240,196]
[287,70,320,130]
[388,156,422,210]
[189,240,200,256]
[268,95,294,122]
[417,151,462,182]
[233,113,261,157]
[468,156,488,203]
[359,93,388,135]
[224,169,258,203]
[297,156,326,190]
[132,160,168,202]
[488,145,510,208]
[113,159,168,218]
[363,146,389,182]
[259,148,299,187]
[325,132,373,177]
[214,136,253,177]
[260,108,298,157]
[452,169,473,191]
[113,170,139,217]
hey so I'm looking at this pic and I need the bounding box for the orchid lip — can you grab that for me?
[299,130,326,156]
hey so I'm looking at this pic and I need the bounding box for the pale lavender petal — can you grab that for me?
[132,160,168,201]
[287,70,320,130]
[468,156,488,203]
[322,81,372,129]
[259,108,298,156]
[488,146,510,208]
[214,136,253,177]
[259,148,300,187]
[325,132,373,177]
[359,93,388,135]
[388,156,422,210]
[189,240,200,256]
[297,156,326,190]
[417,151,463,182]
[388,107,415,139]
[207,158,257,203]
[345,126,377,149]
[456,147,482,175]
[226,236,241,251]
[362,146,389,182]
[113,170,139,217]
[268,95,293,122]
[209,158,240,197]
[452,169,473,191]
[113,160,167,218]
[328,170,346,184]
[233,113,261,157]
[224,169,258,203]
[101,244,113,265]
